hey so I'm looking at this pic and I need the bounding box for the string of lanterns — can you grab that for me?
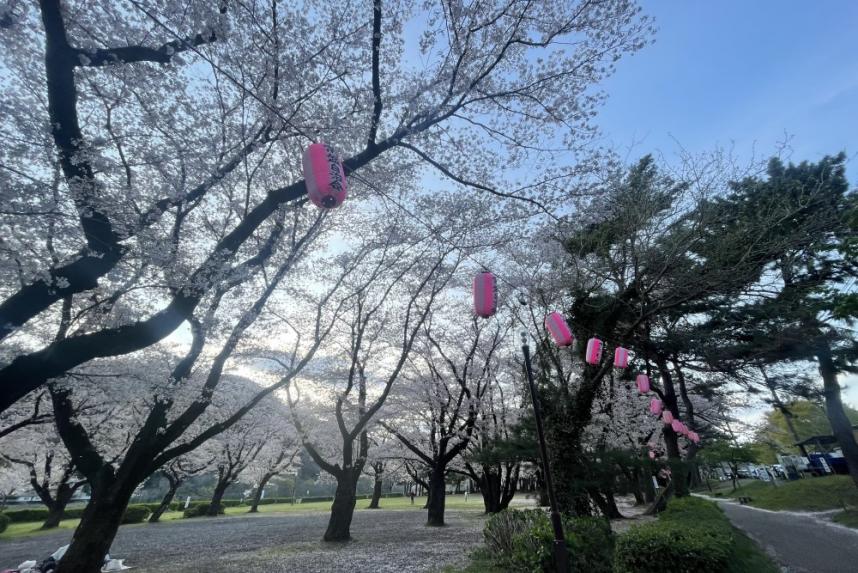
[470,270,701,455]
[305,146,704,456]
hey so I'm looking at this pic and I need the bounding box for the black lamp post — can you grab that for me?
[521,330,569,573]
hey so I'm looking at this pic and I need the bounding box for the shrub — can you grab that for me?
[183,504,225,518]
[256,497,294,505]
[298,496,334,503]
[484,509,546,559]
[3,507,86,523]
[483,509,613,572]
[121,506,151,524]
[615,497,733,573]
[0,512,10,533]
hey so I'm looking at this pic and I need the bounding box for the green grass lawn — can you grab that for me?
[0,494,486,541]
[700,475,858,512]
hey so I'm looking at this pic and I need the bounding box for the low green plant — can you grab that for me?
[182,503,225,518]
[3,507,86,523]
[615,497,733,573]
[0,512,10,533]
[483,509,613,572]
[833,509,858,529]
[120,505,151,524]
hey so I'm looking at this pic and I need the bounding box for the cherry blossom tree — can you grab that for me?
[1,432,87,529]
[0,391,110,528]
[383,308,507,526]
[148,452,213,523]
[363,430,398,509]
[289,224,463,541]
[0,0,653,417]
[39,230,363,572]
[245,433,301,513]
[0,391,53,440]
[457,363,524,514]
[205,414,273,515]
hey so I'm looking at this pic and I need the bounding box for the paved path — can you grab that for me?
[710,498,858,573]
[0,509,486,572]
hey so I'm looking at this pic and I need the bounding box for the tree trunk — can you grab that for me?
[426,466,446,526]
[763,368,810,457]
[149,482,179,523]
[479,472,501,514]
[324,471,357,541]
[56,481,132,573]
[642,467,656,503]
[477,466,514,514]
[367,471,383,509]
[42,503,67,529]
[603,488,623,519]
[627,466,645,505]
[207,478,230,516]
[816,342,858,489]
[249,472,275,513]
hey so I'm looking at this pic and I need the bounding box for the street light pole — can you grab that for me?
[521,331,569,573]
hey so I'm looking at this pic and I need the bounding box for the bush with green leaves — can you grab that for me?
[3,507,87,523]
[483,509,614,572]
[120,505,151,524]
[614,497,733,573]
[183,503,225,518]
[298,495,334,503]
[0,512,10,533]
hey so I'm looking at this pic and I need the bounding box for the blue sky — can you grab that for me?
[597,0,858,178]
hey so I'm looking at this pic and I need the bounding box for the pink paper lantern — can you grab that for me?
[636,374,650,393]
[662,411,674,425]
[585,338,603,365]
[472,272,497,318]
[671,419,683,433]
[649,398,663,415]
[689,432,700,443]
[545,312,574,347]
[613,347,629,369]
[303,142,348,209]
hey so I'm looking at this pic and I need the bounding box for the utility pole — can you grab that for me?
[521,331,569,573]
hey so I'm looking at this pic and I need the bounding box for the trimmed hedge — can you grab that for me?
[0,512,10,533]
[183,503,225,518]
[255,497,293,506]
[3,507,86,523]
[297,496,334,503]
[615,497,733,573]
[3,502,169,524]
[483,509,614,572]
[121,505,151,524]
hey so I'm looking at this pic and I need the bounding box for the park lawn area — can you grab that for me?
[705,475,858,511]
[832,509,858,529]
[1,519,82,540]
[1,494,485,541]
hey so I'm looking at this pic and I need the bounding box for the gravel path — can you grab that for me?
[0,509,487,572]
[713,498,858,573]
